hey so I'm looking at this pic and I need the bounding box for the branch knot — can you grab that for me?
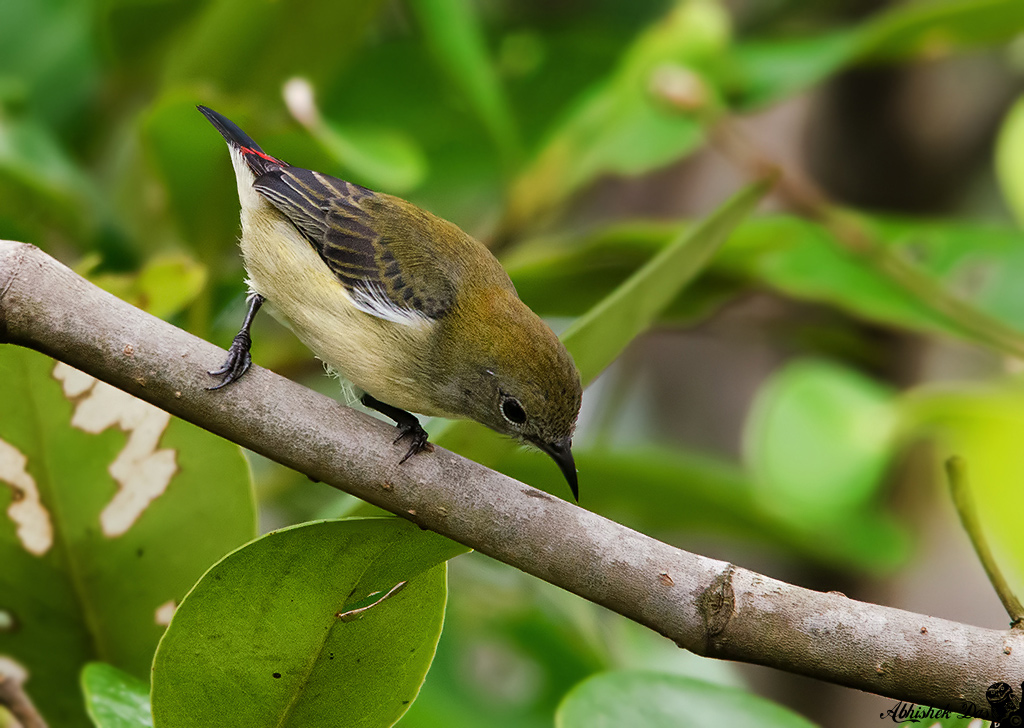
[698,563,736,654]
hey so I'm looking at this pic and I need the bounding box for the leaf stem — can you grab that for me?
[944,456,1024,628]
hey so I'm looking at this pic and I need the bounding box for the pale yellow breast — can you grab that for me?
[236,201,449,417]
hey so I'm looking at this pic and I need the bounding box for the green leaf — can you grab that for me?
[151,518,468,728]
[728,30,862,110]
[720,216,947,332]
[562,180,768,386]
[727,0,1024,110]
[98,0,207,68]
[744,359,899,523]
[83,254,208,321]
[719,215,1024,345]
[0,347,255,728]
[138,91,241,254]
[408,0,520,161]
[556,671,818,728]
[502,0,730,233]
[511,213,1024,356]
[307,116,429,195]
[0,112,96,243]
[0,0,99,128]
[434,182,767,471]
[856,0,1024,63]
[504,221,745,325]
[81,663,153,728]
[398,555,612,728]
[163,0,386,101]
[504,222,681,316]
[996,95,1024,228]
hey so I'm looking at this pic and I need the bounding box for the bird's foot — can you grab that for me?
[394,422,434,464]
[359,393,432,463]
[207,332,253,390]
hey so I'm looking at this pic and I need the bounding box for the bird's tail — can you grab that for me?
[197,105,285,177]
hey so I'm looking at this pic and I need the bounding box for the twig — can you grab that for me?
[711,117,1024,361]
[945,457,1024,628]
[0,658,48,728]
[1,240,1023,720]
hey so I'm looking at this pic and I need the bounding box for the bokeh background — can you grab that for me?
[4,0,1024,725]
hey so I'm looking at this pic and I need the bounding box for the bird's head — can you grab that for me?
[438,289,583,499]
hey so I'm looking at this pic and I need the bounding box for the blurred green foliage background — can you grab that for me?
[4,0,1024,725]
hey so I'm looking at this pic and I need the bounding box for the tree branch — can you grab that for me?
[1,240,1021,720]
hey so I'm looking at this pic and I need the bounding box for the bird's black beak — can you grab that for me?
[539,437,578,502]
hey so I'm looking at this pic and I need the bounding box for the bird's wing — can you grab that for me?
[252,166,455,325]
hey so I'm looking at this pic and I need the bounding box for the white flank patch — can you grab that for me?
[53,363,177,537]
[350,282,431,328]
[0,438,53,556]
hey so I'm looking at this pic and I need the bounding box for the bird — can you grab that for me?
[197,105,583,499]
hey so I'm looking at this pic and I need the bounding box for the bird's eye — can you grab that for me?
[500,396,527,425]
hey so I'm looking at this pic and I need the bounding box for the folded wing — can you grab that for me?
[253,166,455,326]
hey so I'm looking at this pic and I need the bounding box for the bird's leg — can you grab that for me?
[208,293,264,390]
[360,393,434,463]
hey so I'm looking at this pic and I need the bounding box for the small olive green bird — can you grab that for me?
[198,106,582,499]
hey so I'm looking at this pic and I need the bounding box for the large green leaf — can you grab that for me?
[0,347,255,728]
[721,216,953,333]
[82,663,153,728]
[744,359,900,524]
[556,671,817,728]
[433,182,767,480]
[151,518,468,728]
[543,215,1024,348]
[505,222,684,316]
